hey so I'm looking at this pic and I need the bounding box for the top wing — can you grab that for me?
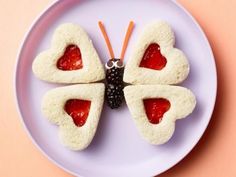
[123,21,189,85]
[32,23,105,84]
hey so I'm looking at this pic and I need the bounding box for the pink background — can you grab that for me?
[0,0,235,176]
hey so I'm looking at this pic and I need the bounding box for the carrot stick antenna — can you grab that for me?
[120,21,135,60]
[98,21,115,59]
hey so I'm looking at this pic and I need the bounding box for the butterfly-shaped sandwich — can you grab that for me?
[32,21,196,150]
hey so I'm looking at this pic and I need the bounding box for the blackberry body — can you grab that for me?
[105,59,125,109]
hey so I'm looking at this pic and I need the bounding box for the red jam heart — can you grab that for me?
[57,45,83,70]
[139,43,167,70]
[143,98,171,124]
[64,99,91,127]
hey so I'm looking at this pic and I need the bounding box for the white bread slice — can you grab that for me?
[124,85,196,145]
[42,83,105,150]
[124,21,189,85]
[32,23,105,83]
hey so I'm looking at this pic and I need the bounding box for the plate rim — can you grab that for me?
[14,0,217,176]
[14,0,81,177]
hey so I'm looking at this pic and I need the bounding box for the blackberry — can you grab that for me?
[106,84,124,109]
[106,67,124,85]
[105,58,125,109]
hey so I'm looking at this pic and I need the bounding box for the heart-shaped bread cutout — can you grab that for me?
[124,21,189,85]
[57,45,83,71]
[65,99,91,127]
[143,98,170,124]
[42,83,105,150]
[32,23,105,83]
[124,85,196,145]
[139,43,167,70]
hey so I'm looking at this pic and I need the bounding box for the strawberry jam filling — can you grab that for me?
[143,98,171,124]
[57,45,83,70]
[65,99,91,127]
[139,43,167,70]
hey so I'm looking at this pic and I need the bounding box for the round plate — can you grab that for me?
[15,0,217,176]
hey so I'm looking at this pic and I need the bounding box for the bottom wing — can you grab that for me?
[42,83,105,150]
[124,85,196,145]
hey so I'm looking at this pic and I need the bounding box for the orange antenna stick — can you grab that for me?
[98,21,115,59]
[120,21,135,60]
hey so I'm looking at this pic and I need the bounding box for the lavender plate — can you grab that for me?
[15,0,217,176]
